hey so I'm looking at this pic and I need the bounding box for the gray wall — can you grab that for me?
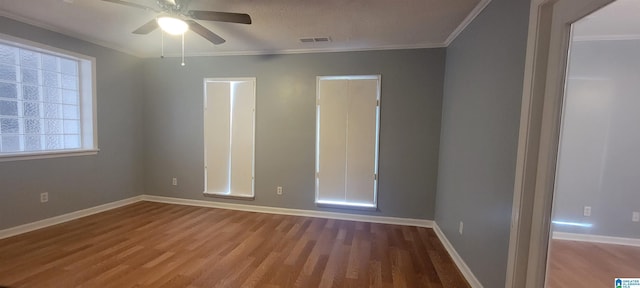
[0,17,145,229]
[435,0,530,287]
[142,49,445,219]
[552,39,640,238]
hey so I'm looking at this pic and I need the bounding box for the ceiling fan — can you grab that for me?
[102,0,252,45]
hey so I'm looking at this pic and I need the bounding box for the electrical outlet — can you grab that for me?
[583,206,591,217]
[459,221,464,235]
[633,212,640,222]
[277,186,283,195]
[40,192,48,203]
[172,178,178,186]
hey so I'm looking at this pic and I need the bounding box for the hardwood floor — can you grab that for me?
[0,201,469,288]
[546,239,640,287]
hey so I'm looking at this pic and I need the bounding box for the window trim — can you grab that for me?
[0,32,98,161]
[202,77,256,200]
[315,74,382,210]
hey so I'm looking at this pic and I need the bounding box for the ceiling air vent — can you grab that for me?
[300,37,332,43]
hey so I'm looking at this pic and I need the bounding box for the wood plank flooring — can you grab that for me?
[546,239,640,287]
[0,201,469,288]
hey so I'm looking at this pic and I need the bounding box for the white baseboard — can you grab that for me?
[2,194,485,287]
[144,195,482,287]
[432,223,484,288]
[0,195,482,288]
[0,195,144,240]
[552,231,640,247]
[0,194,433,241]
[140,195,434,228]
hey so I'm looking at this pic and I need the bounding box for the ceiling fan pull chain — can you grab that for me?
[161,29,165,59]
[181,33,185,66]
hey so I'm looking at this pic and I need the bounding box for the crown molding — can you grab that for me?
[1,0,492,59]
[444,0,493,46]
[0,9,447,58]
[154,42,447,58]
[0,9,142,58]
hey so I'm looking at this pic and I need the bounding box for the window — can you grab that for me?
[0,34,96,161]
[315,75,381,208]
[203,78,256,199]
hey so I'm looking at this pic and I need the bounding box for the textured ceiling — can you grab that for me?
[0,0,483,57]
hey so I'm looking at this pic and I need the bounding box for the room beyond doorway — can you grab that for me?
[545,0,640,286]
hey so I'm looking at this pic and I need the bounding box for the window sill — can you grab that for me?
[203,191,255,200]
[0,149,100,162]
[316,201,378,211]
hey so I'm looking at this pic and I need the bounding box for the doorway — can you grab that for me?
[545,0,640,286]
[505,0,633,287]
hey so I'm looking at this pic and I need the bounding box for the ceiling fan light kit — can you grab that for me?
[157,16,188,35]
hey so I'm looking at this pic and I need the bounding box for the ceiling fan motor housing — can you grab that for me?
[157,0,190,15]
[103,0,252,45]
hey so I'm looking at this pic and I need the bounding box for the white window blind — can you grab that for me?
[204,78,256,198]
[0,34,96,160]
[316,75,381,208]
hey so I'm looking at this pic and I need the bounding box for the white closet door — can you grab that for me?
[318,79,349,202]
[345,79,378,204]
[205,82,231,194]
[230,81,255,196]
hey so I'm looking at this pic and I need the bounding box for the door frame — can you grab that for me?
[505,0,616,287]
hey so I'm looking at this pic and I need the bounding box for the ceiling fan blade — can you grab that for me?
[132,19,158,34]
[102,0,159,12]
[189,11,252,24]
[185,20,226,45]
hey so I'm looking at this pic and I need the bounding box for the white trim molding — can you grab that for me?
[0,149,99,162]
[444,0,492,46]
[141,195,434,228]
[432,224,484,288]
[552,231,640,247]
[160,43,447,58]
[0,194,435,240]
[0,195,143,240]
[0,10,140,57]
